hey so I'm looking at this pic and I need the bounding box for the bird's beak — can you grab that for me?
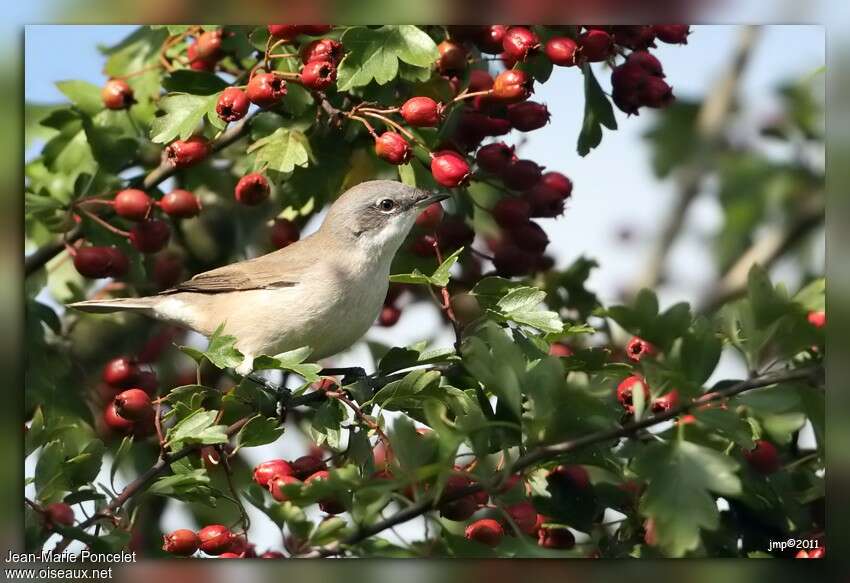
[416,192,451,208]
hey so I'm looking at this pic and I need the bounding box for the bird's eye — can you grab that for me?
[378,198,397,212]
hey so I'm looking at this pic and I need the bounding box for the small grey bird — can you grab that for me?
[70,180,448,375]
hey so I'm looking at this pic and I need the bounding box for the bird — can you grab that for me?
[69,180,449,375]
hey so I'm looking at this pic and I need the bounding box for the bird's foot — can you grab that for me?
[319,366,368,386]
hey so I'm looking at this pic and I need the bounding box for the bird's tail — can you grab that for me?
[67,296,157,314]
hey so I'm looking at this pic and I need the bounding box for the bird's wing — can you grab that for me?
[161,240,312,295]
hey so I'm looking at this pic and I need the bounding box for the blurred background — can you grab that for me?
[4,0,844,581]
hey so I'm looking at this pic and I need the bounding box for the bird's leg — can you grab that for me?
[319,366,368,386]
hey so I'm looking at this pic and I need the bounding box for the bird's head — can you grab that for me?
[321,180,449,257]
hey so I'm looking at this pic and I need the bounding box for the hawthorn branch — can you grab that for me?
[25,112,257,278]
[299,364,823,557]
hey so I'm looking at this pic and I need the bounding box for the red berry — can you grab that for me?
[547,465,590,490]
[267,25,302,40]
[219,552,241,558]
[114,189,153,221]
[401,96,443,127]
[507,101,550,132]
[477,25,508,54]
[113,388,152,421]
[626,336,657,362]
[578,29,615,62]
[502,159,542,191]
[807,310,825,328]
[549,342,573,357]
[270,218,300,249]
[103,356,140,387]
[300,38,344,64]
[545,37,579,66]
[492,69,533,103]
[616,375,650,413]
[525,184,566,218]
[378,305,401,327]
[627,50,665,77]
[374,132,412,165]
[44,502,74,528]
[291,454,327,480]
[540,171,573,199]
[431,150,471,187]
[502,27,539,62]
[465,518,504,547]
[235,173,271,206]
[136,370,159,396]
[187,44,217,71]
[506,501,538,535]
[216,87,250,122]
[198,524,234,556]
[159,189,201,218]
[253,459,294,487]
[261,551,285,558]
[415,202,444,231]
[611,62,647,92]
[269,474,302,501]
[468,69,494,92]
[492,197,531,228]
[509,220,549,254]
[163,529,200,556]
[611,26,657,50]
[301,25,333,36]
[493,245,535,278]
[410,234,436,257]
[439,495,478,521]
[639,77,674,108]
[246,73,287,108]
[743,440,781,475]
[437,217,475,251]
[651,390,679,414]
[476,142,515,174]
[654,25,690,45]
[437,40,467,74]
[165,136,209,168]
[103,402,135,434]
[194,30,223,60]
[538,525,575,549]
[300,60,337,90]
[101,79,134,110]
[612,87,643,116]
[73,246,128,279]
[129,219,171,254]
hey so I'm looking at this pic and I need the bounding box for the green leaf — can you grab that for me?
[64,440,104,487]
[377,344,458,375]
[56,80,104,117]
[252,346,321,381]
[80,113,137,173]
[635,441,741,557]
[35,440,68,503]
[495,287,563,334]
[235,415,284,450]
[680,317,722,384]
[430,247,463,287]
[747,264,791,327]
[577,64,617,156]
[110,436,133,487]
[461,322,526,418]
[166,409,228,450]
[204,324,245,370]
[310,516,348,546]
[162,70,229,95]
[369,368,442,409]
[398,163,416,186]
[248,127,313,173]
[309,399,346,449]
[337,25,439,90]
[389,270,432,286]
[150,93,218,144]
[149,468,219,506]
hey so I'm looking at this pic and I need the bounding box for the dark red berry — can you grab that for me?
[502,27,539,62]
[194,29,223,60]
[439,495,478,521]
[612,86,642,116]
[410,234,436,257]
[163,529,200,556]
[113,388,152,421]
[468,69,494,92]
[101,79,134,110]
[401,96,443,127]
[492,197,531,228]
[477,25,508,54]
[129,219,171,254]
[509,221,549,254]
[507,101,550,132]
[44,502,74,529]
[216,87,250,122]
[540,171,573,199]
[103,356,140,387]
[639,76,674,108]
[379,305,401,327]
[616,375,650,413]
[465,518,504,547]
[198,524,234,556]
[808,310,825,328]
[253,459,294,487]
[437,40,467,74]
[743,440,781,475]
[545,37,579,66]
[476,142,515,173]
[261,551,285,559]
[650,390,679,414]
[506,501,538,535]
[267,25,302,40]
[152,251,184,289]
[165,136,209,168]
[611,26,657,50]
[492,69,533,103]
[300,38,344,64]
[103,402,135,434]
[187,44,217,71]
[235,173,271,206]
[493,245,536,277]
[73,246,128,279]
[627,50,665,77]
[246,73,287,108]
[502,159,543,191]
[524,182,564,218]
[538,526,575,549]
[437,217,475,251]
[114,189,153,221]
[301,25,333,36]
[431,150,471,187]
[159,189,201,218]
[415,202,444,231]
[654,25,690,45]
[547,465,590,490]
[135,370,158,396]
[579,29,615,62]
[549,342,573,357]
[300,60,337,90]
[626,336,657,362]
[269,474,302,501]
[374,132,412,165]
[291,454,327,480]
[270,218,300,249]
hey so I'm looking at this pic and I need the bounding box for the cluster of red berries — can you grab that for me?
[99,356,158,438]
[616,375,678,416]
[162,524,282,559]
[38,502,76,531]
[253,455,344,514]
